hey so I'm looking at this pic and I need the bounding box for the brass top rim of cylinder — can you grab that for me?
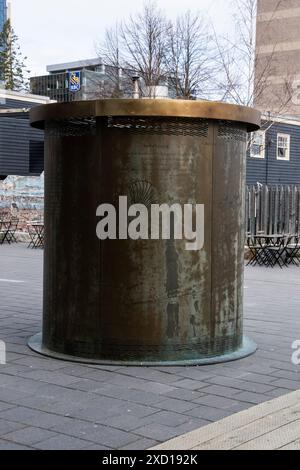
[29,98,261,132]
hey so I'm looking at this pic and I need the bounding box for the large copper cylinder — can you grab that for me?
[29,100,260,365]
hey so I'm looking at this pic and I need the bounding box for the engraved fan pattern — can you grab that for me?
[128,180,156,209]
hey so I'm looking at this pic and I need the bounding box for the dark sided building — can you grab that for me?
[247,115,300,185]
[0,89,53,178]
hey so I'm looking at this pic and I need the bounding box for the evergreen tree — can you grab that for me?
[0,19,29,91]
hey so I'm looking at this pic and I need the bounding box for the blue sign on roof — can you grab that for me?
[69,71,81,92]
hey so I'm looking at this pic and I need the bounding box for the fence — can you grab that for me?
[246,185,300,236]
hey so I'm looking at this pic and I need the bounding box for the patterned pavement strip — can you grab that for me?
[152,390,300,450]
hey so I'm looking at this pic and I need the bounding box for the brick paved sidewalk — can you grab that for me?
[0,244,300,450]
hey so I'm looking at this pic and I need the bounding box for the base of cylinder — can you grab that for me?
[28,333,257,367]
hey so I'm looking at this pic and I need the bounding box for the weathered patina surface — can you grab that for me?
[29,100,260,364]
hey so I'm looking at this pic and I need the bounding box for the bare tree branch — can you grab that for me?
[119,1,170,95]
[214,0,293,112]
[166,11,218,99]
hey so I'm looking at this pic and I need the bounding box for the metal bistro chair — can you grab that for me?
[27,223,38,248]
[246,234,272,267]
[266,234,294,268]
[285,235,300,266]
[267,244,286,269]
[0,219,8,244]
[246,235,259,266]
[27,222,44,249]
[0,217,19,244]
[6,217,19,243]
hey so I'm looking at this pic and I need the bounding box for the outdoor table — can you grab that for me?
[27,223,44,249]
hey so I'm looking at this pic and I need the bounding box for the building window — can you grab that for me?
[277,133,290,161]
[97,64,106,74]
[250,131,265,159]
[29,141,44,174]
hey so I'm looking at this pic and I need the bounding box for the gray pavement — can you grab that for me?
[0,243,300,450]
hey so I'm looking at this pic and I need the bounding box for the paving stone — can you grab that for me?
[120,438,159,450]
[186,406,239,422]
[84,444,111,450]
[134,423,181,441]
[233,391,275,405]
[267,388,291,398]
[0,376,46,394]
[35,384,91,402]
[0,419,27,435]
[192,395,243,409]
[0,407,78,429]
[153,398,198,413]
[144,411,190,427]
[162,388,204,401]
[198,385,241,398]
[174,369,214,381]
[34,435,91,450]
[118,368,180,384]
[204,376,275,394]
[268,379,300,391]
[99,413,159,432]
[12,356,68,371]
[270,369,300,381]
[57,365,97,377]
[49,420,139,448]
[93,384,163,405]
[240,373,279,385]
[0,441,32,450]
[106,375,176,395]
[0,401,16,412]
[20,370,82,386]
[73,399,158,422]
[13,395,66,412]
[170,379,208,391]
[65,379,104,393]
[2,426,56,445]
[74,370,114,383]
[174,418,211,434]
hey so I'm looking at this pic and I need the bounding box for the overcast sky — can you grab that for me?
[10,0,235,76]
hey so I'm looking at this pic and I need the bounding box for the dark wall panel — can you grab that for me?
[246,122,300,185]
[0,98,42,109]
[0,116,44,176]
